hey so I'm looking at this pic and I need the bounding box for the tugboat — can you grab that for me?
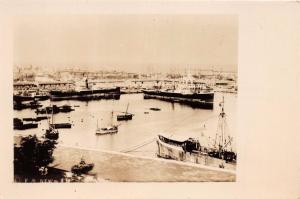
[13,118,38,130]
[45,126,59,140]
[95,111,118,135]
[71,158,94,175]
[117,103,134,121]
[156,96,236,170]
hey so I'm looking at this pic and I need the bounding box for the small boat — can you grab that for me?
[36,104,74,115]
[36,105,60,115]
[71,158,94,175]
[45,127,59,140]
[59,105,75,113]
[22,116,49,122]
[150,107,161,111]
[13,118,38,130]
[50,123,72,129]
[49,78,121,101]
[144,111,149,114]
[14,100,42,110]
[96,111,118,135]
[44,104,59,140]
[117,103,134,121]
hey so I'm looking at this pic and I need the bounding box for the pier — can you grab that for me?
[51,145,236,182]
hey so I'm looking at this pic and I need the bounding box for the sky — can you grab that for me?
[13,15,238,73]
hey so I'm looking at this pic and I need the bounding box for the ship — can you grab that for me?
[49,78,121,101]
[156,96,236,170]
[13,118,38,130]
[71,158,94,175]
[35,104,74,115]
[143,74,214,109]
[95,111,119,135]
[13,90,50,102]
[44,105,59,140]
[117,103,134,121]
[14,100,42,110]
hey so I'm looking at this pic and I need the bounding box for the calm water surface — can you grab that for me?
[14,93,237,157]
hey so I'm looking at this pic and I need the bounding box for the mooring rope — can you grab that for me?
[119,112,218,153]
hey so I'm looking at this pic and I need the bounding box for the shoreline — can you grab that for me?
[47,145,236,182]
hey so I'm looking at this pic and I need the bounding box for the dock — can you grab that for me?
[51,145,236,182]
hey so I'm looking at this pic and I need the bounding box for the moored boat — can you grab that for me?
[95,111,119,135]
[49,78,121,101]
[13,118,38,130]
[117,103,134,121]
[50,123,72,129]
[143,74,214,109]
[156,96,236,170]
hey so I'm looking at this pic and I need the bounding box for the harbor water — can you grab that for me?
[14,93,237,158]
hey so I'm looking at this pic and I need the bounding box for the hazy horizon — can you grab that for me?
[14,15,238,73]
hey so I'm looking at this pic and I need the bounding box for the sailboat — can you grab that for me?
[207,96,236,162]
[45,105,59,140]
[117,103,134,121]
[95,111,118,135]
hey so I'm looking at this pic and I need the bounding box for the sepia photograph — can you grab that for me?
[12,14,238,183]
[1,1,300,199]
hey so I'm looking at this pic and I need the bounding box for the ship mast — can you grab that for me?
[216,96,226,153]
[125,103,129,114]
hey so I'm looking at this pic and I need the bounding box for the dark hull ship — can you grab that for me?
[143,74,214,109]
[143,90,214,109]
[35,105,74,114]
[117,103,134,121]
[22,116,49,122]
[14,100,42,110]
[13,95,49,102]
[50,123,72,129]
[45,127,59,140]
[49,79,121,101]
[117,114,133,121]
[14,118,38,130]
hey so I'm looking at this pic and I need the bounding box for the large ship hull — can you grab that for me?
[157,139,236,171]
[13,95,50,102]
[50,87,121,101]
[143,90,214,109]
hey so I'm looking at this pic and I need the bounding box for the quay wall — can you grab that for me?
[51,145,236,182]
